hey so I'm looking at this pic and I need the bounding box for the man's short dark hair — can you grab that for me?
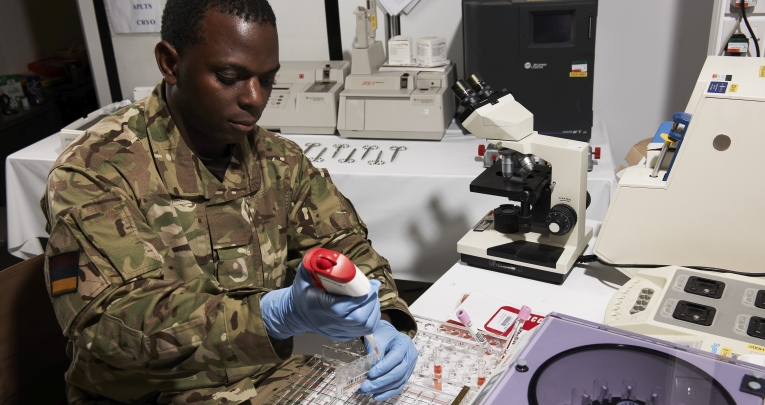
[161,0,277,54]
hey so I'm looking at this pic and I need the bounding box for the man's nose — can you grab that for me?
[239,78,265,110]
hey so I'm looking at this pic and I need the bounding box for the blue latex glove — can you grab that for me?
[260,263,381,341]
[359,320,419,401]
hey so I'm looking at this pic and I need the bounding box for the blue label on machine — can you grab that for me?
[707,82,729,93]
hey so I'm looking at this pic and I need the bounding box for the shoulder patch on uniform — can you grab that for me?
[49,251,80,296]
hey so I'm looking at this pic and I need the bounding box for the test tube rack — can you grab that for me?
[263,315,513,404]
[410,315,506,399]
[263,355,459,404]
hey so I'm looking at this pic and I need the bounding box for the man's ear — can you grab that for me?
[155,40,180,85]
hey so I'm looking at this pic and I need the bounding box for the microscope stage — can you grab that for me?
[458,221,593,285]
[470,160,551,201]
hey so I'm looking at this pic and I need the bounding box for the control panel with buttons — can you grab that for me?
[605,266,765,359]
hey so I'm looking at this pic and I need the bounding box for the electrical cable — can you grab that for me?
[576,254,765,277]
[740,0,760,57]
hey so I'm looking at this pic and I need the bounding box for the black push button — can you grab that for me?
[748,317,765,340]
[684,276,725,299]
[672,301,716,326]
[755,290,765,309]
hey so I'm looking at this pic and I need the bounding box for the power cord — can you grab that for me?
[740,0,761,57]
[576,254,765,277]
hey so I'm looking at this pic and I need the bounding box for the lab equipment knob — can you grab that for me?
[546,204,577,236]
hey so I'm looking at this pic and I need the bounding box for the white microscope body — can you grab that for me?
[454,79,592,284]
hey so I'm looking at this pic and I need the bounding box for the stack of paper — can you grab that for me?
[377,0,421,16]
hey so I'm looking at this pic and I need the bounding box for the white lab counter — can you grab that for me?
[409,220,629,324]
[6,112,616,282]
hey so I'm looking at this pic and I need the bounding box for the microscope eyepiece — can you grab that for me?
[451,80,481,107]
[467,74,494,100]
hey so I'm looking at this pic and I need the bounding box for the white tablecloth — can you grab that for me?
[6,113,616,282]
[409,221,629,324]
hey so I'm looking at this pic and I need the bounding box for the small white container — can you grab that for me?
[388,35,414,65]
[416,36,447,66]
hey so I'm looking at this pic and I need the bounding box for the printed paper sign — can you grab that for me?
[485,309,517,335]
[106,0,162,34]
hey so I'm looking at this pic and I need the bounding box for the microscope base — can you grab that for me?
[457,226,593,285]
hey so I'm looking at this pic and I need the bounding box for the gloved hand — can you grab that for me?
[260,263,381,341]
[359,320,419,401]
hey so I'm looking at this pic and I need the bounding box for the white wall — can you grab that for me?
[0,0,37,75]
[594,0,715,166]
[95,0,331,100]
[0,0,86,76]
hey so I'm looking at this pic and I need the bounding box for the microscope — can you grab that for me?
[452,75,592,284]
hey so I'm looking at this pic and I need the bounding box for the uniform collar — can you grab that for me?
[143,81,261,203]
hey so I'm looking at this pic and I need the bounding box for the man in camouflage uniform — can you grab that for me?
[41,0,418,403]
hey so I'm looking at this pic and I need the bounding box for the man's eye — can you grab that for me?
[260,78,276,86]
[216,73,238,85]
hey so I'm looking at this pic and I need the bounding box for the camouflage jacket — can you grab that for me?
[41,83,416,404]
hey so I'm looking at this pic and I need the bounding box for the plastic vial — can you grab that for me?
[593,379,610,403]
[477,359,487,387]
[622,379,637,400]
[570,388,592,405]
[649,387,665,405]
[433,347,443,379]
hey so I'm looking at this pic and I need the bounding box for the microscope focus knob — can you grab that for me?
[546,204,577,236]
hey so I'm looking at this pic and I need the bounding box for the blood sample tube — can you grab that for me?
[434,346,445,392]
[477,359,487,387]
[433,347,443,379]
[456,309,493,355]
[433,376,442,391]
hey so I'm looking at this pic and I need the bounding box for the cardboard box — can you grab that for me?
[388,36,413,65]
[416,36,447,66]
[618,137,651,174]
[618,122,680,175]
[646,121,676,171]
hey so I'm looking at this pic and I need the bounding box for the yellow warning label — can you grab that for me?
[721,346,733,357]
[370,14,377,30]
[759,66,765,77]
[729,84,739,93]
[570,72,588,78]
[747,343,765,353]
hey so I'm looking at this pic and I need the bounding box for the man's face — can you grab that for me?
[172,10,279,146]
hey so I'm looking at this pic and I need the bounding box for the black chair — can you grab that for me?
[0,254,69,404]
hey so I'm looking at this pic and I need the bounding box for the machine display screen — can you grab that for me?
[532,12,573,44]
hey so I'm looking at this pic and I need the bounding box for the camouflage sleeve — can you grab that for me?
[42,166,292,373]
[286,155,417,337]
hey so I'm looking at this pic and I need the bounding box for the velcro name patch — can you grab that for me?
[49,251,80,296]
